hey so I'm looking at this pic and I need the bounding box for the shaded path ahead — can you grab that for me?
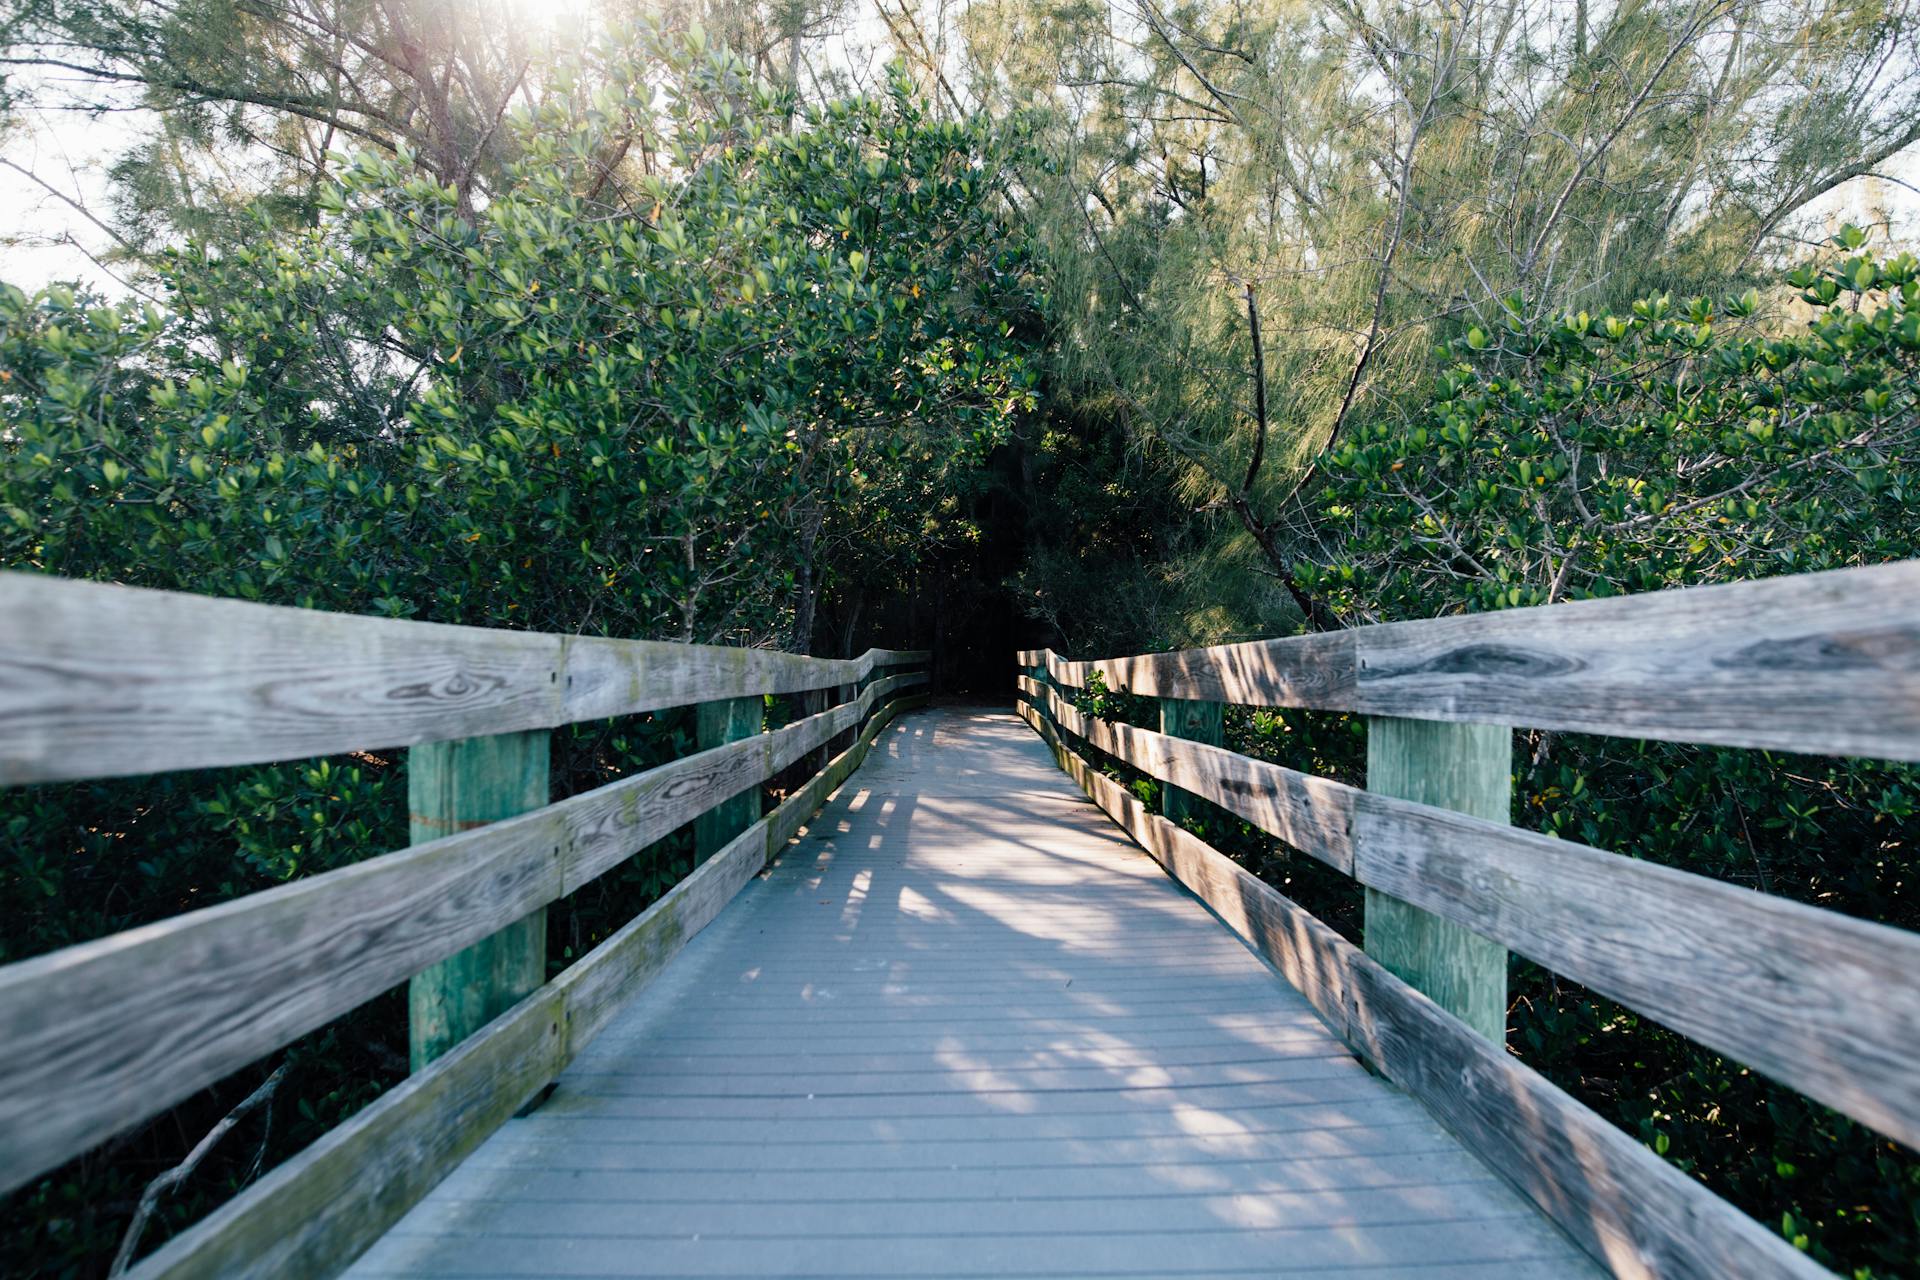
[350,707,1596,1278]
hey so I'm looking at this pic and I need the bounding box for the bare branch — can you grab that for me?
[109,1062,290,1276]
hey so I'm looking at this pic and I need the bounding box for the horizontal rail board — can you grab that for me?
[1036,559,1920,759]
[768,688,927,849]
[128,692,929,1280]
[1016,703,1823,1279]
[1350,797,1920,1153]
[1020,676,1354,872]
[0,675,926,1194]
[1026,682,1920,1150]
[0,571,929,785]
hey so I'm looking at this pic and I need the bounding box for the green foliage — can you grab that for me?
[1313,240,1920,615]
[3,0,573,255]
[1303,236,1920,1275]
[1031,234,1920,1274]
[0,26,1038,1276]
[1065,669,1143,725]
[1012,402,1255,655]
[3,29,1037,645]
[999,0,1920,640]
[6,0,1920,1270]
[1053,671,1368,940]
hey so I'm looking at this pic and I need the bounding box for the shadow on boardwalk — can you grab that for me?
[350,707,1597,1279]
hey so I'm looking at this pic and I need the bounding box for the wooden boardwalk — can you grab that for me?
[7,567,1914,1277]
[348,707,1595,1278]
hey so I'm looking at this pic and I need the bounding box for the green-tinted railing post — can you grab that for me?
[798,687,827,772]
[851,670,874,745]
[1037,657,1064,730]
[694,695,764,862]
[407,730,550,1072]
[1158,696,1224,829]
[1364,717,1510,1042]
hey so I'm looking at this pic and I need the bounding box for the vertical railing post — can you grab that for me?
[1364,717,1510,1042]
[857,664,878,725]
[694,695,764,862]
[1030,653,1060,732]
[407,730,550,1072]
[1158,696,1223,830]
[798,686,827,773]
[834,668,861,757]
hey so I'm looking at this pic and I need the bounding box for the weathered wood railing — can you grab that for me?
[1016,560,1920,1280]
[0,571,930,1278]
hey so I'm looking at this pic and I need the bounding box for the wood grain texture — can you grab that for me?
[1026,683,1920,1151]
[1343,960,1829,1280]
[766,691,927,850]
[128,700,932,1280]
[859,670,928,706]
[693,696,763,863]
[0,685,885,1194]
[1036,559,1920,760]
[1363,718,1508,1044]
[1022,676,1355,872]
[1016,702,1362,1033]
[555,689,861,892]
[127,987,565,1280]
[1044,632,1359,709]
[1351,795,1920,1151]
[1159,695,1224,830]
[1016,704,1826,1280]
[859,649,931,666]
[0,570,928,784]
[0,802,565,1198]
[406,731,551,1072]
[796,687,829,773]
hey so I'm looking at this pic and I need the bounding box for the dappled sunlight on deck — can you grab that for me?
[347,706,1598,1278]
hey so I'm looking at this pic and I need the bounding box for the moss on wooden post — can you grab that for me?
[407,729,550,1072]
[1364,717,1510,1042]
[694,695,764,862]
[1158,697,1224,830]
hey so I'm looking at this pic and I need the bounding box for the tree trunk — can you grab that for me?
[838,587,866,658]
[787,505,823,653]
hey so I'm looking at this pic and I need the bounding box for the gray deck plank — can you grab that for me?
[348,706,1598,1278]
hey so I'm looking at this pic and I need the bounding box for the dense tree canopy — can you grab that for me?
[3,23,1037,647]
[964,0,1920,642]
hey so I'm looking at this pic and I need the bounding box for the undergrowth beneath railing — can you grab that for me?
[1506,731,1920,1279]
[0,696,813,1278]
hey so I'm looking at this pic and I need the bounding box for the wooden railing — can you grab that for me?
[1016,560,1920,1280]
[0,571,930,1278]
